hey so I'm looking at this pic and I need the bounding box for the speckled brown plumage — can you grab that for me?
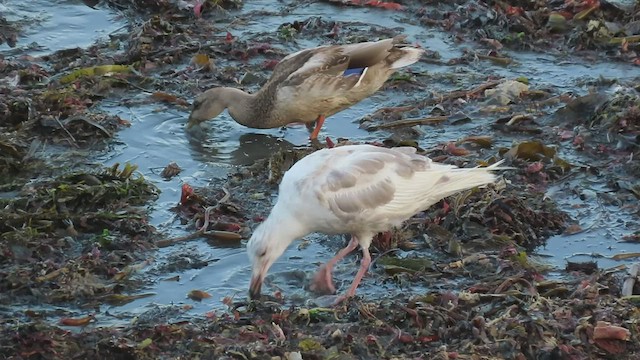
[187,36,424,139]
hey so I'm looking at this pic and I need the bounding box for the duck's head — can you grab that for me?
[187,88,228,128]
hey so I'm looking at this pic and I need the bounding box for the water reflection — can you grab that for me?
[186,128,298,166]
[230,132,297,165]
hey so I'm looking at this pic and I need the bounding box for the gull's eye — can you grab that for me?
[258,250,267,258]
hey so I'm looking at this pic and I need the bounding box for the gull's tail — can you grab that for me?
[390,159,507,214]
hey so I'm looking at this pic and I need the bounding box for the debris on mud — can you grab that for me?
[1,0,639,358]
[160,161,182,179]
[418,0,640,65]
[106,0,242,16]
[2,262,638,359]
[324,0,405,11]
[0,16,18,48]
[1,163,158,234]
[0,163,159,306]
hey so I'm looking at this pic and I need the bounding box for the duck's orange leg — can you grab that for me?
[309,115,326,140]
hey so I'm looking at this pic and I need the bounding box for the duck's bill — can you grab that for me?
[186,117,199,129]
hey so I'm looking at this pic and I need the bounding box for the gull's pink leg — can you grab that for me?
[310,236,359,295]
[334,245,372,305]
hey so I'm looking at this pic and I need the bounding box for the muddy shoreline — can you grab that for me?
[2,0,640,358]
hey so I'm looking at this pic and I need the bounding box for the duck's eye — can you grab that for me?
[258,250,267,258]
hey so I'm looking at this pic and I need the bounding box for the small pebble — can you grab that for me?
[285,352,302,360]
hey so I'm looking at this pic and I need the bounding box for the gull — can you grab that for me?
[246,144,504,303]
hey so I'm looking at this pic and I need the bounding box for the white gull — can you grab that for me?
[247,144,504,304]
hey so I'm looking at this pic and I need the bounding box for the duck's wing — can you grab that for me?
[275,38,396,85]
[279,37,400,80]
[331,36,400,69]
[254,46,356,111]
[263,38,419,116]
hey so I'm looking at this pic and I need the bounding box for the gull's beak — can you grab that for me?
[249,260,269,299]
[249,274,262,299]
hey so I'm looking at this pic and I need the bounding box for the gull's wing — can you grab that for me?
[289,145,433,221]
[289,144,498,226]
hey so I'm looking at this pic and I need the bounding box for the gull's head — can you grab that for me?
[246,221,290,300]
[187,88,227,128]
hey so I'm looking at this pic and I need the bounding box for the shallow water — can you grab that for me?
[542,173,639,270]
[0,0,124,56]
[5,0,639,322]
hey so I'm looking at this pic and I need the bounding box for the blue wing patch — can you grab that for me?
[343,67,366,76]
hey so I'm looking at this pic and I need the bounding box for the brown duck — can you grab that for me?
[187,36,424,140]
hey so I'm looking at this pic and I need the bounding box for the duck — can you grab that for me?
[246,144,505,304]
[187,36,424,140]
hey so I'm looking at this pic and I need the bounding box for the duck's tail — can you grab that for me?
[389,47,424,69]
